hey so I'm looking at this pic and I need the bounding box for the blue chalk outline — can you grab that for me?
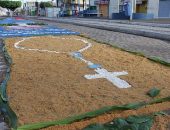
[0,18,79,38]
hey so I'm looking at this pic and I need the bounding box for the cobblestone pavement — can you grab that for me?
[31,18,170,63]
[37,17,170,41]
[39,17,170,31]
[42,17,170,28]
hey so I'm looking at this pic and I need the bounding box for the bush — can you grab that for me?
[0,23,18,26]
[27,23,46,25]
[40,2,53,9]
[0,1,21,11]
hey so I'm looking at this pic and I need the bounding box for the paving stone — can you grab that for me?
[37,17,170,41]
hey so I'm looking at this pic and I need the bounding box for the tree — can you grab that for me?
[40,2,53,9]
[0,0,21,11]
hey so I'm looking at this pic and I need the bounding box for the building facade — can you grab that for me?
[23,0,54,16]
[22,0,170,18]
[58,0,89,16]
[158,0,170,18]
[95,0,109,18]
[91,0,170,19]
[56,0,170,18]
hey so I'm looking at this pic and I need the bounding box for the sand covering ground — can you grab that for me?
[43,102,170,130]
[5,35,170,126]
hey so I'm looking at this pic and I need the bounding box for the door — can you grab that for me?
[99,4,108,18]
[158,0,170,17]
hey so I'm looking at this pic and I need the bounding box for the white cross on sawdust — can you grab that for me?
[84,68,131,88]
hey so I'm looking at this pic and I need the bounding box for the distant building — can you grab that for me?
[22,0,170,19]
[93,0,170,19]
[94,0,109,18]
[58,0,90,16]
[23,0,53,16]
[0,7,8,16]
[158,0,170,18]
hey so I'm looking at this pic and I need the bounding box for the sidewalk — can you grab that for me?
[35,17,170,41]
[48,17,170,28]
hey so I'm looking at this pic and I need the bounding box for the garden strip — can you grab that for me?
[4,35,170,129]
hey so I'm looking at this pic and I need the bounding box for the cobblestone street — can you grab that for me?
[33,18,170,63]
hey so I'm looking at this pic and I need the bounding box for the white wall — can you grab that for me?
[89,0,95,6]
[109,0,119,19]
[147,0,159,18]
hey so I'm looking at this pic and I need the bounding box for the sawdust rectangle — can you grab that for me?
[5,35,170,125]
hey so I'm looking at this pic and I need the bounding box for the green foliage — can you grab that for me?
[17,96,170,130]
[40,2,53,9]
[147,88,160,97]
[0,23,18,26]
[0,98,18,129]
[82,124,105,130]
[27,23,46,25]
[126,115,153,124]
[0,44,17,129]
[83,114,155,130]
[0,1,21,11]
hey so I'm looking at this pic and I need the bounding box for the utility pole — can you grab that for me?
[130,0,133,20]
[83,0,85,10]
[78,0,80,12]
[56,0,59,7]
[130,0,136,20]
[89,0,90,8]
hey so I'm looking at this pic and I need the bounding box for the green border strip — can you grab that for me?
[83,111,167,130]
[0,41,18,130]
[17,96,170,130]
[79,34,170,67]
